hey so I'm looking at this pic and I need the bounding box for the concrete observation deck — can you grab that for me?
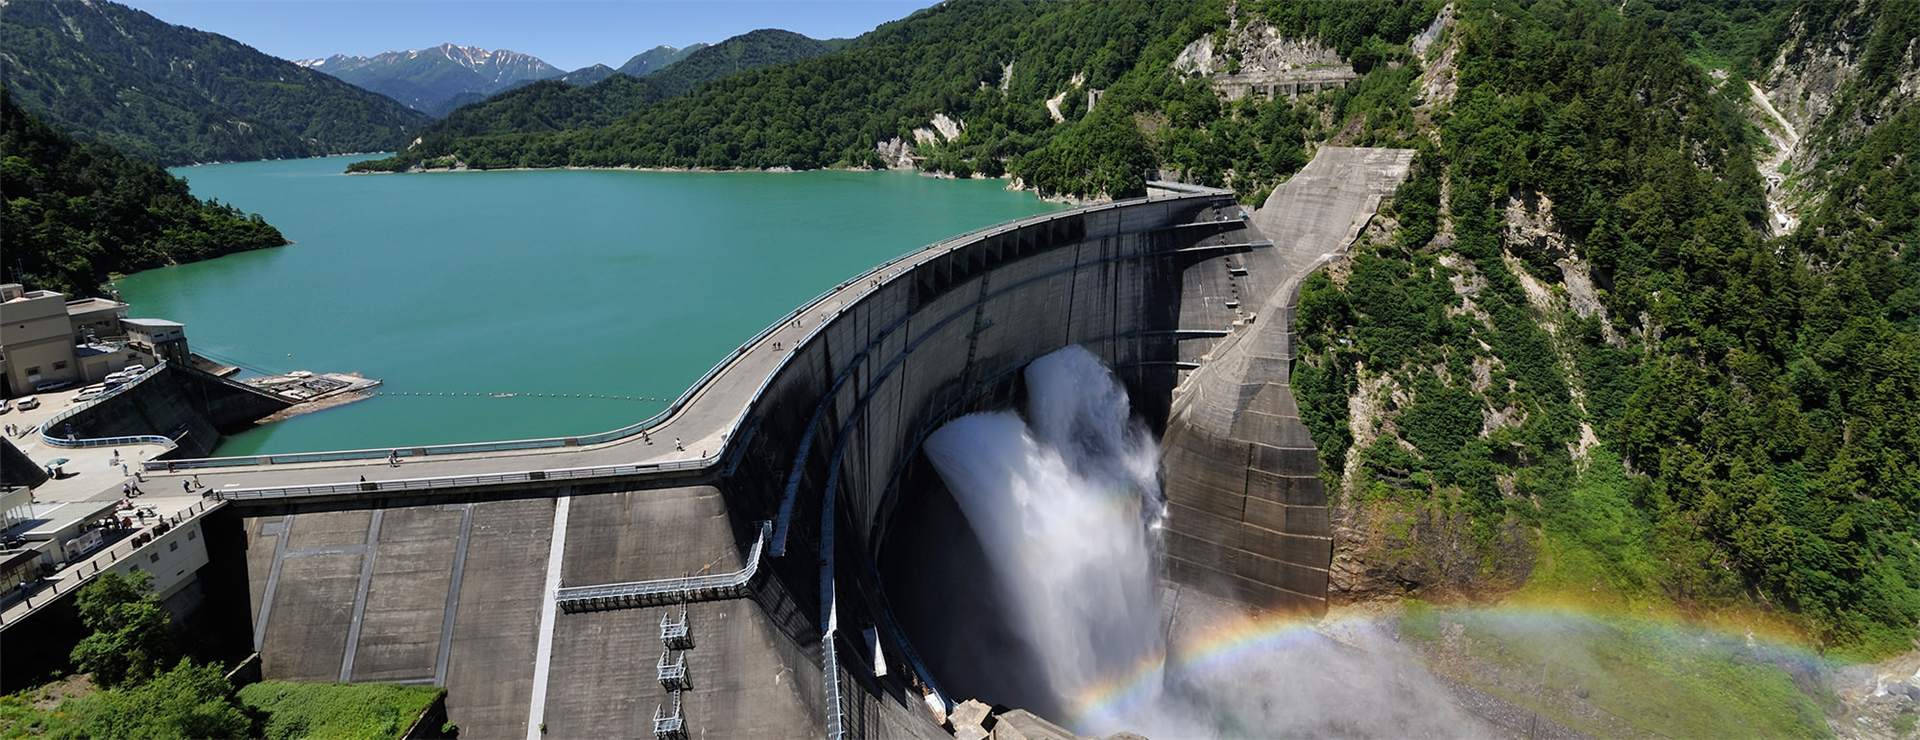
[85,148,1413,738]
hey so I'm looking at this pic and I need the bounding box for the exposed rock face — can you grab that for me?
[875,137,917,169]
[930,113,965,142]
[911,112,967,147]
[1412,4,1460,126]
[1173,21,1344,78]
[1753,2,1920,233]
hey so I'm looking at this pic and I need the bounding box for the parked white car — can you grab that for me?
[17,396,40,410]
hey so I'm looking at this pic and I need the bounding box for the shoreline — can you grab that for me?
[346,159,1115,205]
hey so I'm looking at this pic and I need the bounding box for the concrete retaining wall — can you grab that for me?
[54,364,291,458]
[1160,147,1416,615]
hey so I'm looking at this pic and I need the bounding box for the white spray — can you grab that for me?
[923,345,1167,714]
[920,349,1609,738]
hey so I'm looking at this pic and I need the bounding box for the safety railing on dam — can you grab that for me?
[39,363,177,451]
[209,456,719,501]
[148,188,1220,472]
[554,521,770,612]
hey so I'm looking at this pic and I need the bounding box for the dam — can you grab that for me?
[4,147,1413,737]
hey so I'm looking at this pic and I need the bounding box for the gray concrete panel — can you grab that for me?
[1236,527,1334,575]
[442,498,554,740]
[1244,495,1288,534]
[1164,472,1246,522]
[1283,503,1330,536]
[1166,501,1244,549]
[245,516,280,623]
[1245,470,1328,507]
[1165,528,1238,573]
[259,553,360,681]
[559,487,739,586]
[544,600,817,738]
[1244,384,1301,417]
[1229,575,1325,613]
[1250,443,1321,476]
[285,509,373,551]
[1232,545,1330,596]
[351,506,461,682]
[1230,409,1317,448]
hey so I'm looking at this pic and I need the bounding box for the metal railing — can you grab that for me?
[656,650,689,690]
[823,582,845,740]
[555,521,769,613]
[210,457,711,501]
[39,364,174,450]
[660,604,692,650]
[652,691,686,740]
[46,434,177,451]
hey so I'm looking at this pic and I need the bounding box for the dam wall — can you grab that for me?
[713,187,1304,717]
[183,148,1410,737]
[1161,147,1417,615]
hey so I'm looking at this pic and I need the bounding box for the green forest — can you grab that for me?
[0,0,429,165]
[352,1,1439,202]
[413,29,843,142]
[0,86,286,297]
[1290,0,1918,657]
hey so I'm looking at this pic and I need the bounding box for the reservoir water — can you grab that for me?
[119,156,1064,455]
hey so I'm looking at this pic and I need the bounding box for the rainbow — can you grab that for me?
[1059,602,1833,732]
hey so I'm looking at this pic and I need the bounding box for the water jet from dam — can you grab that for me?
[913,347,1489,738]
[922,346,1167,721]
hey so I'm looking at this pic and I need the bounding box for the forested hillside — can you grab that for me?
[1289,0,1917,658]
[352,1,1430,203]
[617,44,708,77]
[0,0,429,165]
[0,87,286,297]
[354,29,846,158]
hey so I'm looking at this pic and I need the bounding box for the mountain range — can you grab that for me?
[394,29,843,143]
[0,0,429,166]
[295,44,563,114]
[295,43,712,118]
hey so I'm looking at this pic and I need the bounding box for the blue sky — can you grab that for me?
[119,0,940,71]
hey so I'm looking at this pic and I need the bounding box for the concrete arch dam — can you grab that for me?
[194,147,1411,739]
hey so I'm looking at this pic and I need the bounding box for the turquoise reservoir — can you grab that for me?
[119,156,1064,455]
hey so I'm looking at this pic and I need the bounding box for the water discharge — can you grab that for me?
[919,346,1499,737]
[922,346,1167,720]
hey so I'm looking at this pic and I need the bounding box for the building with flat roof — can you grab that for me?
[122,318,188,365]
[0,284,169,398]
[1,285,87,396]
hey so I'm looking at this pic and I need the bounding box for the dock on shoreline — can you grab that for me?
[243,371,382,423]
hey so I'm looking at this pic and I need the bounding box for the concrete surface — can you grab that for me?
[236,488,814,739]
[1160,147,1416,614]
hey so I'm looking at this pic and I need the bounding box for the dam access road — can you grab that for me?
[11,147,1419,739]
